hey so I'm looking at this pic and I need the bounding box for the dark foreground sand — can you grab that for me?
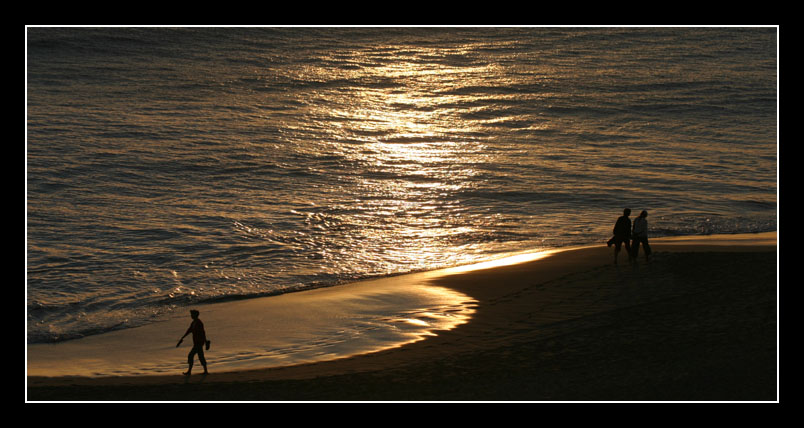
[27,233,778,402]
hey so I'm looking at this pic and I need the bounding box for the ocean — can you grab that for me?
[27,26,778,345]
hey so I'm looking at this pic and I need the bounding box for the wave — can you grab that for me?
[27,221,776,345]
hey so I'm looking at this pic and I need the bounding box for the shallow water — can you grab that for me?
[27,268,478,377]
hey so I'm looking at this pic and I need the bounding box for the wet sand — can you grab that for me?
[26,232,778,401]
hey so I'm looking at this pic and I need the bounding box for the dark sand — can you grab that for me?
[27,233,778,402]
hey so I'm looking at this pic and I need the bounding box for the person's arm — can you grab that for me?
[176,323,193,347]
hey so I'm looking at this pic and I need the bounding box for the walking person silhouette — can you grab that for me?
[607,208,632,265]
[631,210,652,262]
[176,309,210,376]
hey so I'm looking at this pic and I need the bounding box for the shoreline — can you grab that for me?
[27,232,778,401]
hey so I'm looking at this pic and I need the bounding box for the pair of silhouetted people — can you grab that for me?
[176,309,210,376]
[607,208,651,264]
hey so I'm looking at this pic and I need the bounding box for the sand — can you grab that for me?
[26,232,778,402]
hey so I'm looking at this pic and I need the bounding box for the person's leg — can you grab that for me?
[185,347,197,375]
[643,238,652,261]
[631,238,640,261]
[614,239,622,264]
[624,239,632,262]
[198,347,208,374]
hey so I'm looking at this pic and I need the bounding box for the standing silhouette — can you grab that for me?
[176,309,209,376]
[631,210,652,262]
[607,208,632,265]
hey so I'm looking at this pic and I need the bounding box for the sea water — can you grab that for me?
[27,27,777,345]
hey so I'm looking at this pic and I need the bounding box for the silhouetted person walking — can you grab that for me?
[631,210,652,262]
[176,309,209,376]
[607,208,632,264]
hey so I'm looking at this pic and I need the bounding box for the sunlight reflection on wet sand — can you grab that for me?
[27,274,477,378]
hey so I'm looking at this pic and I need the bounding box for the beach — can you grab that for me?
[26,232,778,402]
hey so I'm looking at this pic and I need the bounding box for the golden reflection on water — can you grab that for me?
[300,49,506,273]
